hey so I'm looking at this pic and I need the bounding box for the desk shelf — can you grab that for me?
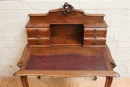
[50,24,84,45]
[51,36,83,45]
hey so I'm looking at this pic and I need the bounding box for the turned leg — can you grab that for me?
[93,76,97,81]
[20,76,29,87]
[37,76,41,79]
[104,77,113,87]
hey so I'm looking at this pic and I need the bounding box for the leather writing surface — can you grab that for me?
[25,54,108,70]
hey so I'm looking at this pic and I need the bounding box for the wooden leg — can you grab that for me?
[104,77,113,87]
[20,76,29,87]
[37,76,41,79]
[93,76,97,81]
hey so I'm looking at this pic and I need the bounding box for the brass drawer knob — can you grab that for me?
[36,35,41,38]
[91,42,97,45]
[35,29,40,33]
[36,42,41,45]
[92,29,99,33]
[93,35,98,38]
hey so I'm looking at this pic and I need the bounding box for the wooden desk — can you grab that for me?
[13,2,119,87]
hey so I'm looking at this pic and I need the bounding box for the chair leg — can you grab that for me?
[20,76,29,87]
[93,76,97,81]
[104,77,113,87]
[37,76,41,79]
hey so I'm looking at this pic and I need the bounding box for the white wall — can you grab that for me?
[0,0,130,77]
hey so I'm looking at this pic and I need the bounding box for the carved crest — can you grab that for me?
[59,2,74,16]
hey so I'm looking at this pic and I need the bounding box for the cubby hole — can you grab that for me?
[50,24,84,45]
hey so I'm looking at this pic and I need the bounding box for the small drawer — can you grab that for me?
[27,28,49,38]
[84,28,107,34]
[28,39,50,45]
[84,33,106,38]
[84,39,106,45]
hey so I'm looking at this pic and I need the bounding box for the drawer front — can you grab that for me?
[27,28,49,38]
[84,28,107,34]
[28,39,50,45]
[84,33,106,38]
[84,39,106,45]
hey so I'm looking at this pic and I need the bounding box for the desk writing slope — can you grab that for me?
[25,55,107,70]
[14,2,119,87]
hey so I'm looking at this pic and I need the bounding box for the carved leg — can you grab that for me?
[37,76,41,79]
[20,76,29,87]
[93,76,97,81]
[104,77,113,87]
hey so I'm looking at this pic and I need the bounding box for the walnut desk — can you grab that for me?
[13,3,119,87]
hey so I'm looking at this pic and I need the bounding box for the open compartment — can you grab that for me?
[50,24,84,45]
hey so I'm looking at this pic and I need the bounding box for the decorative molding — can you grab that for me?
[59,2,74,16]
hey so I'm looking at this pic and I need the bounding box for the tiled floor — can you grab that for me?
[0,77,130,87]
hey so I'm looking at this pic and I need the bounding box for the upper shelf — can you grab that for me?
[28,9,105,17]
[26,2,108,28]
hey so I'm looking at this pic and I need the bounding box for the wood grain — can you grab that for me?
[14,70,119,77]
[13,3,119,87]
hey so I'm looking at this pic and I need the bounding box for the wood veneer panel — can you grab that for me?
[50,24,84,45]
[14,70,119,77]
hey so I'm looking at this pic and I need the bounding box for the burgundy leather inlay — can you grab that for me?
[25,54,108,70]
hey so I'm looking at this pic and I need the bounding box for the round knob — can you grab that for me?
[91,42,97,45]
[93,35,98,38]
[92,29,98,33]
[36,42,41,45]
[35,29,40,33]
[36,35,41,38]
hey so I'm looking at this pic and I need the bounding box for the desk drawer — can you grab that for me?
[84,39,106,45]
[84,28,107,34]
[28,39,50,45]
[27,28,49,38]
[84,33,106,38]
